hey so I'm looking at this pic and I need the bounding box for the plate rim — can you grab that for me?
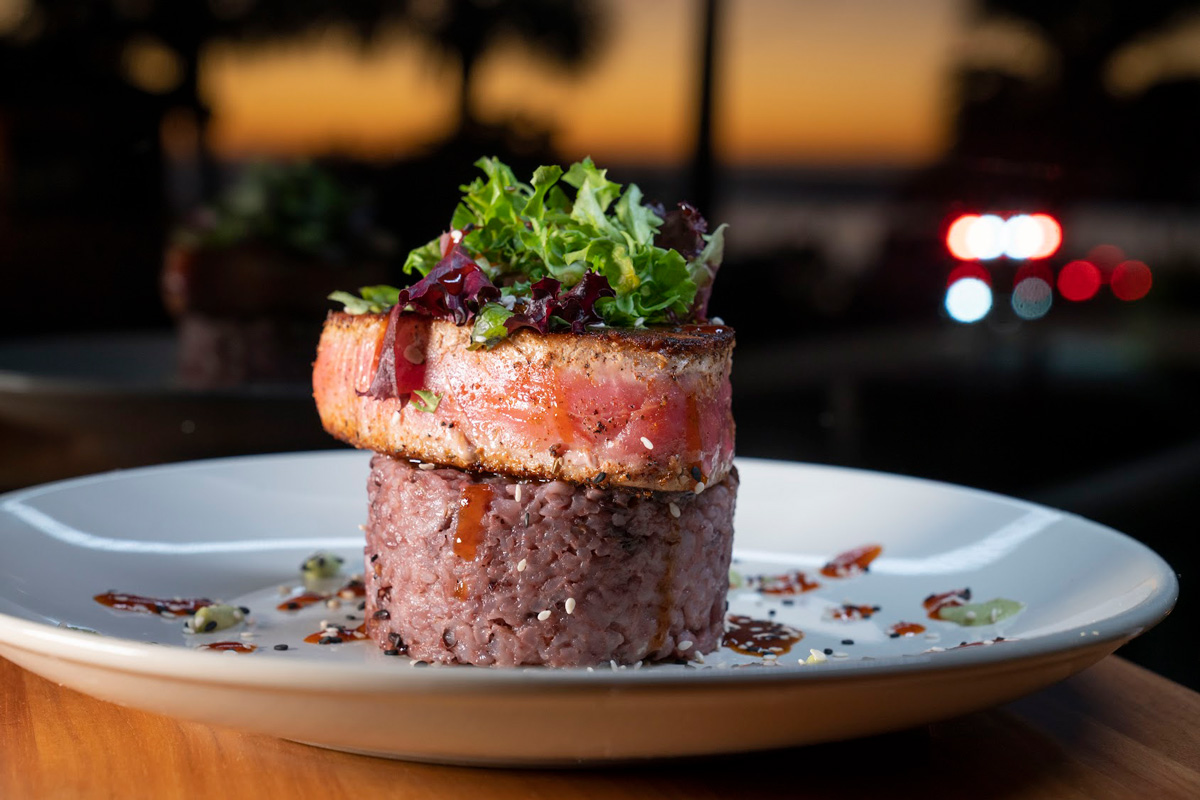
[0,452,1179,691]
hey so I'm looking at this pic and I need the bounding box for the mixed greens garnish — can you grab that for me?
[331,157,726,347]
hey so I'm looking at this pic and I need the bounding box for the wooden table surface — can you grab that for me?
[2,655,1197,799]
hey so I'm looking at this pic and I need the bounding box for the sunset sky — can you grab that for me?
[202,0,965,167]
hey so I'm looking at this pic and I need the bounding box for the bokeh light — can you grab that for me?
[946,261,991,287]
[1028,213,1062,259]
[1111,260,1152,301]
[1012,276,1052,320]
[1086,244,1125,271]
[1057,260,1102,301]
[946,213,1061,261]
[965,214,1006,260]
[945,277,993,323]
[946,215,979,261]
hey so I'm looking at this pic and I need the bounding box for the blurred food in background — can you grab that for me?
[163,162,392,387]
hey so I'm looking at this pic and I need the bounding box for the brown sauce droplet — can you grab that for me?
[276,591,326,612]
[888,621,927,637]
[722,614,804,657]
[199,641,256,653]
[684,393,703,457]
[337,578,366,598]
[756,570,821,595]
[453,484,493,560]
[924,588,971,619]
[93,592,211,617]
[829,603,880,621]
[820,544,882,578]
[453,579,470,600]
[304,623,368,644]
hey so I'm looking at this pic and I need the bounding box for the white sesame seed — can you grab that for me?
[391,411,401,423]
[357,524,366,531]
[517,559,527,572]
[610,660,619,671]
[964,610,977,621]
[418,462,435,470]
[1091,630,1100,635]
[678,640,693,651]
[1081,631,1088,636]
[537,610,551,621]
[319,619,329,629]
[668,502,681,518]
[633,661,643,670]
[831,651,849,658]
[565,597,576,615]
[514,485,522,502]
[325,598,341,609]
[927,646,945,652]
[640,436,654,450]
[240,631,256,640]
[694,481,706,494]
[807,648,827,664]
[990,607,1000,623]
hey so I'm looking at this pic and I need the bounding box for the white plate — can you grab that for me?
[0,453,1176,765]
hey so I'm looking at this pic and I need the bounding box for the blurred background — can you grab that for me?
[1,0,1196,688]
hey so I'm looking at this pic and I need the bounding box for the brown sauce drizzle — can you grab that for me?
[829,603,880,621]
[453,484,494,560]
[276,591,326,612]
[650,524,681,653]
[756,570,821,595]
[888,621,927,637]
[199,641,257,653]
[304,623,368,644]
[722,615,804,657]
[684,393,703,465]
[924,588,972,619]
[820,544,882,578]
[337,578,366,598]
[93,592,211,618]
[453,579,470,600]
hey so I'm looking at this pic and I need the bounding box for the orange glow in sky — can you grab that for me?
[203,0,963,166]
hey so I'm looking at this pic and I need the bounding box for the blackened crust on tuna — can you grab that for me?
[363,454,738,667]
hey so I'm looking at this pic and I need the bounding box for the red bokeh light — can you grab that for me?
[1058,260,1102,301]
[1111,260,1152,301]
[946,215,979,261]
[947,261,991,287]
[1086,244,1125,271]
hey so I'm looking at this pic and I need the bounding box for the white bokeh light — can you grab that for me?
[945,277,993,323]
[964,214,1006,260]
[1003,215,1044,260]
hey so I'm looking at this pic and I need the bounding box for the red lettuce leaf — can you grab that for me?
[504,271,615,335]
[653,201,708,259]
[396,243,499,325]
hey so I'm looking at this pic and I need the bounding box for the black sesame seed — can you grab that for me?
[594,472,607,483]
[412,660,428,667]
[373,609,391,620]
[370,554,379,562]
[889,633,900,639]
[357,601,366,610]
[319,636,339,645]
[691,466,702,481]
[334,556,344,563]
[286,602,300,610]
[238,606,250,615]
[767,609,776,617]
[154,604,166,614]
[203,619,217,632]
[823,648,833,655]
[346,614,357,621]
[841,639,855,646]
[317,557,326,566]
[384,648,401,656]
[782,599,795,606]
[273,644,289,651]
